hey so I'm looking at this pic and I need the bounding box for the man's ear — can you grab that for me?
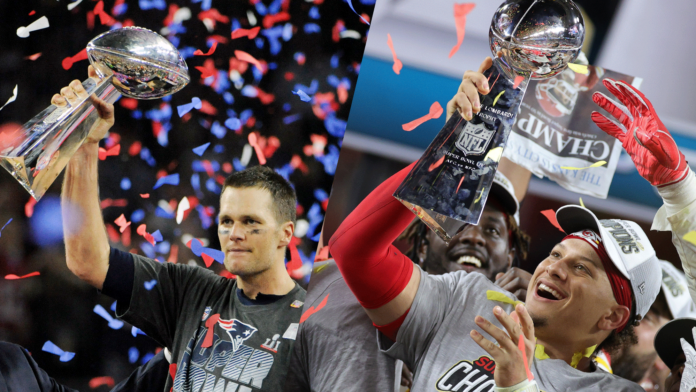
[278,221,294,247]
[597,304,631,332]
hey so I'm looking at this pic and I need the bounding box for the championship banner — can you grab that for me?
[502,66,642,198]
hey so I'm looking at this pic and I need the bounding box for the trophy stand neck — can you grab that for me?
[491,57,530,85]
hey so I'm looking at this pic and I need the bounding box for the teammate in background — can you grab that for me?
[595,261,696,391]
[654,317,696,392]
[57,66,305,392]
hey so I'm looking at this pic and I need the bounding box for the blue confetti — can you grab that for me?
[110,301,117,312]
[331,54,340,68]
[155,207,175,219]
[223,92,235,104]
[42,341,75,362]
[213,144,225,153]
[141,352,155,365]
[232,158,246,172]
[120,178,131,190]
[131,326,146,337]
[128,347,139,364]
[140,242,156,259]
[191,0,211,10]
[138,0,166,10]
[152,230,163,243]
[292,90,312,102]
[153,173,180,189]
[131,209,145,223]
[0,218,12,237]
[93,304,124,330]
[177,97,202,117]
[225,118,242,131]
[211,121,227,139]
[283,114,301,125]
[309,6,320,19]
[344,0,370,25]
[304,23,321,34]
[314,189,329,202]
[262,26,284,55]
[155,241,170,254]
[193,142,210,156]
[144,280,157,290]
[324,115,347,138]
[206,178,221,194]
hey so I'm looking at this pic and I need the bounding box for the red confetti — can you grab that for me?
[93,1,115,26]
[89,376,115,389]
[386,33,402,75]
[119,98,138,110]
[235,50,264,71]
[114,214,131,233]
[62,48,88,70]
[198,9,230,24]
[455,175,466,194]
[255,87,275,105]
[28,10,35,15]
[287,238,303,273]
[136,224,155,246]
[263,11,290,28]
[428,155,446,172]
[5,272,40,280]
[100,199,128,209]
[402,101,444,131]
[201,314,221,348]
[140,194,150,198]
[540,209,565,233]
[168,245,178,264]
[25,53,42,61]
[519,333,534,381]
[300,294,329,323]
[128,141,142,156]
[513,75,525,89]
[448,3,476,58]
[248,132,267,165]
[232,26,261,40]
[98,144,120,160]
[25,197,37,217]
[194,41,218,56]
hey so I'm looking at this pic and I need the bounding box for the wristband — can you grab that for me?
[494,379,540,392]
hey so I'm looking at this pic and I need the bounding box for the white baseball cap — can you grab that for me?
[660,260,696,319]
[555,205,661,322]
[490,171,519,223]
[655,317,696,368]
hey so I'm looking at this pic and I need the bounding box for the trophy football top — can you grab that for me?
[489,0,585,80]
[86,26,190,99]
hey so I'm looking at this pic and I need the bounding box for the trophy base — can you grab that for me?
[393,58,530,242]
[0,75,121,201]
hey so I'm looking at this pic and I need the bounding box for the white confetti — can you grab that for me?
[0,85,18,112]
[17,16,50,38]
[67,0,83,11]
[176,196,190,224]
[339,30,362,40]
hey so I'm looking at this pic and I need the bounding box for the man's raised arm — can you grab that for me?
[60,66,115,289]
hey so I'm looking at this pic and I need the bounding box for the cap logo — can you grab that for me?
[662,269,685,297]
[638,282,645,295]
[569,230,601,249]
[600,220,640,254]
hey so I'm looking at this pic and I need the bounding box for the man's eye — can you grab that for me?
[487,227,500,236]
[222,219,232,224]
[245,219,257,225]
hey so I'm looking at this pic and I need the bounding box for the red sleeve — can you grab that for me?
[328,162,417,311]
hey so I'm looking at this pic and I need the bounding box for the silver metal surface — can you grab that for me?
[87,26,190,99]
[0,27,189,200]
[489,0,584,80]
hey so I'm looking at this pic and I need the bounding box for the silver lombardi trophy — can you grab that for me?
[394,0,584,242]
[0,27,190,201]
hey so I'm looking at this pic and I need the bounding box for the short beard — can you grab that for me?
[529,312,549,328]
[612,349,657,383]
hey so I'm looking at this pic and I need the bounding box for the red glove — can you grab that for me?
[592,78,688,187]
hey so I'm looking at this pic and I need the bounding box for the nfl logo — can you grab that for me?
[455,122,496,156]
[201,306,212,321]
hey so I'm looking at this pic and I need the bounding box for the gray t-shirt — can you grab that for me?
[284,260,399,392]
[378,267,642,392]
[116,253,305,392]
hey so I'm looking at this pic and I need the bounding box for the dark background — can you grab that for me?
[0,0,374,389]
